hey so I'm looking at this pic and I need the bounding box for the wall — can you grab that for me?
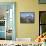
[16,0,39,40]
[0,0,43,40]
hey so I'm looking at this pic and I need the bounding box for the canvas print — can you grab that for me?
[20,12,35,23]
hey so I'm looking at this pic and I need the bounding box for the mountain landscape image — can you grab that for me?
[20,12,35,23]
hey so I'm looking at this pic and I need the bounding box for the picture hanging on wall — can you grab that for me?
[20,12,35,23]
[39,0,46,4]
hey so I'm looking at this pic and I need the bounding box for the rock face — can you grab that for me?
[20,15,34,23]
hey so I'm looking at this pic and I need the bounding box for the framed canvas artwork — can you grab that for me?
[20,12,35,23]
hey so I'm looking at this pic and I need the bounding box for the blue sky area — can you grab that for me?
[21,12,34,18]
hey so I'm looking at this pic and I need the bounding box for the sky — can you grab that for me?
[21,12,35,18]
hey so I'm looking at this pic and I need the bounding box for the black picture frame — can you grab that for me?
[20,12,35,23]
